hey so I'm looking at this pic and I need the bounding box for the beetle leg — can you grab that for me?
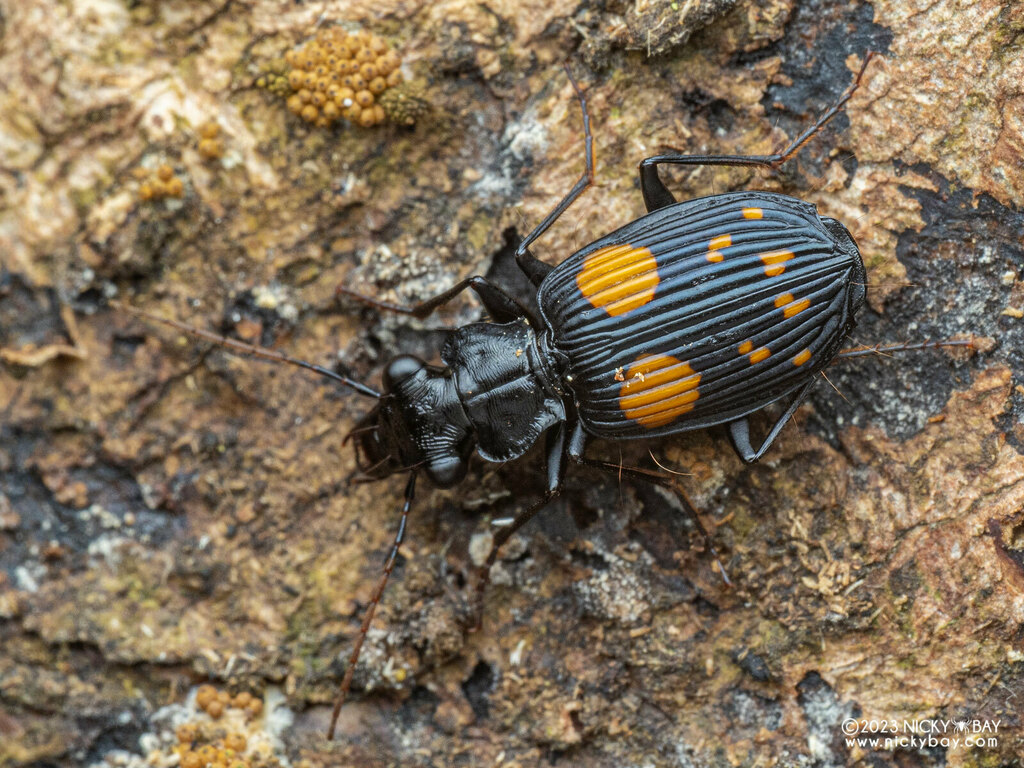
[515,246,554,287]
[543,421,568,494]
[567,420,587,460]
[328,470,417,741]
[337,276,533,324]
[572,456,731,586]
[513,65,595,260]
[727,378,818,463]
[637,161,679,211]
[638,52,875,213]
[470,422,568,629]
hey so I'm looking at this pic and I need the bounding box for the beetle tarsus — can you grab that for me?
[513,63,595,260]
[470,489,561,631]
[833,336,975,360]
[327,471,418,741]
[336,276,536,325]
[574,456,733,586]
[637,50,878,212]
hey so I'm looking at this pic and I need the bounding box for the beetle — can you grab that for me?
[118,52,965,739]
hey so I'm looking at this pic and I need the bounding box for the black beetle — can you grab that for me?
[118,52,966,739]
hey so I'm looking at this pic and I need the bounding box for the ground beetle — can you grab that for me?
[118,52,966,739]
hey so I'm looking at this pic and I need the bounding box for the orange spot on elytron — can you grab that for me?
[783,298,810,318]
[793,349,812,366]
[707,250,724,263]
[576,243,659,317]
[749,347,770,364]
[774,292,794,308]
[743,207,763,219]
[761,250,794,277]
[738,340,753,355]
[709,233,732,251]
[619,354,701,428]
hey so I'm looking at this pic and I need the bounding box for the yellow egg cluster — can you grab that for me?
[169,686,273,768]
[198,122,225,161]
[137,163,185,201]
[195,684,263,720]
[174,724,249,768]
[281,28,403,128]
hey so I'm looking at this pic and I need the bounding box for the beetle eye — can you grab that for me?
[426,454,468,488]
[383,354,425,391]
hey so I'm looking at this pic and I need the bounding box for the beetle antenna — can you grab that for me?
[113,301,381,398]
[328,471,417,740]
[833,337,975,361]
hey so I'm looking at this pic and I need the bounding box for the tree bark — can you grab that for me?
[1,0,1022,766]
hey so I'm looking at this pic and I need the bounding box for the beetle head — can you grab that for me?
[347,354,474,486]
[347,398,411,481]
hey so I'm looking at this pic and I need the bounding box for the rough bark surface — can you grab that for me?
[1,0,1023,766]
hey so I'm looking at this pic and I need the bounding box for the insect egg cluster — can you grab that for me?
[136,163,185,201]
[170,687,275,768]
[197,122,225,161]
[194,684,263,720]
[281,28,403,128]
[89,685,286,768]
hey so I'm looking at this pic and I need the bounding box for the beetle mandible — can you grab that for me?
[122,52,952,739]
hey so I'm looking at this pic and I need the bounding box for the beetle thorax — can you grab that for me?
[440,319,565,465]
